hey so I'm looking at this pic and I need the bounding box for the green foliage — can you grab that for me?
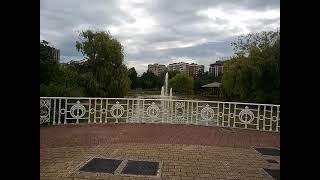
[133,70,180,90]
[231,30,280,57]
[222,30,280,104]
[158,70,179,85]
[167,70,180,80]
[128,67,138,89]
[138,72,162,89]
[169,73,194,95]
[40,41,60,85]
[75,30,130,97]
[193,71,220,93]
[40,30,130,97]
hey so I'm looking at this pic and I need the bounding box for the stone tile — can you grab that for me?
[41,124,279,180]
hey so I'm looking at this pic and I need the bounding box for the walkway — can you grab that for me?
[40,124,280,180]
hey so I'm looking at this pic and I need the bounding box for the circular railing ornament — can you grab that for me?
[40,99,50,124]
[147,102,160,118]
[175,102,185,120]
[200,104,214,121]
[110,101,124,118]
[70,101,86,118]
[239,106,255,124]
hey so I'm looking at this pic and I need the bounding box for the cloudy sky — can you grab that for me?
[40,0,279,74]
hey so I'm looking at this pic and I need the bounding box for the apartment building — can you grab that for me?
[209,61,224,77]
[147,63,167,76]
[167,62,204,77]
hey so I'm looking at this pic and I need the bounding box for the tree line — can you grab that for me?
[221,30,280,104]
[41,29,279,104]
[128,30,280,103]
[40,30,130,97]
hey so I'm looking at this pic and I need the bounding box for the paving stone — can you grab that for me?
[41,124,279,180]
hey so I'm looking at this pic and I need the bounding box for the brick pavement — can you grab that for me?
[40,123,279,150]
[40,124,280,180]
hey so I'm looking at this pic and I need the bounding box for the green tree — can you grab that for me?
[40,40,60,85]
[75,30,130,97]
[128,67,138,89]
[193,71,216,93]
[222,30,280,103]
[139,72,161,89]
[169,73,194,95]
[231,30,280,57]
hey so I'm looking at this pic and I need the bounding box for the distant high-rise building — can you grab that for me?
[209,58,230,77]
[148,63,167,76]
[188,63,204,77]
[167,62,189,73]
[51,47,60,63]
[167,62,204,77]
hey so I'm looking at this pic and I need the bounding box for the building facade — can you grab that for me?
[51,47,60,63]
[168,62,204,77]
[188,63,204,77]
[148,63,167,76]
[209,60,225,77]
[167,62,189,73]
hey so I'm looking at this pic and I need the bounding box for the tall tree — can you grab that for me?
[222,30,280,103]
[40,40,60,85]
[128,67,138,89]
[75,30,130,97]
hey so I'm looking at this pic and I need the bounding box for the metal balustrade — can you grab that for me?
[40,97,280,132]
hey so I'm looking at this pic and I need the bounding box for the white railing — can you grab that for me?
[40,97,280,132]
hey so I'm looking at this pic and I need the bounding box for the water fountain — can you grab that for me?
[161,72,172,98]
[160,72,172,113]
[132,72,172,122]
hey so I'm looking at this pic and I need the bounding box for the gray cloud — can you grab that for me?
[41,0,279,74]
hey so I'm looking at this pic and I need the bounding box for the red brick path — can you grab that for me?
[40,123,279,150]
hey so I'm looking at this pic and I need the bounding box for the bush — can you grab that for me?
[169,73,194,95]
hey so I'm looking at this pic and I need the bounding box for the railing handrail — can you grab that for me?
[40,97,280,107]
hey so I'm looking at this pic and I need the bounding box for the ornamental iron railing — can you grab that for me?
[40,97,280,132]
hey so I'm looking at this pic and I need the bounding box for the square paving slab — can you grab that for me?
[79,158,122,174]
[121,160,159,176]
[264,168,280,180]
[255,147,280,156]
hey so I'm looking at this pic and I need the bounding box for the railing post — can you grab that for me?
[216,103,220,126]
[88,99,91,124]
[161,99,164,123]
[52,99,56,125]
[94,99,97,124]
[257,105,260,130]
[269,106,273,131]
[99,99,102,123]
[228,103,231,127]
[233,103,236,127]
[196,102,199,125]
[222,103,225,127]
[190,102,193,124]
[105,99,108,123]
[171,100,174,124]
[58,99,61,125]
[142,100,145,123]
[276,106,280,132]
[263,105,266,130]
[187,101,189,124]
[126,99,129,123]
[63,99,67,124]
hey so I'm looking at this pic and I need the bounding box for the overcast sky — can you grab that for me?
[40,0,279,75]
